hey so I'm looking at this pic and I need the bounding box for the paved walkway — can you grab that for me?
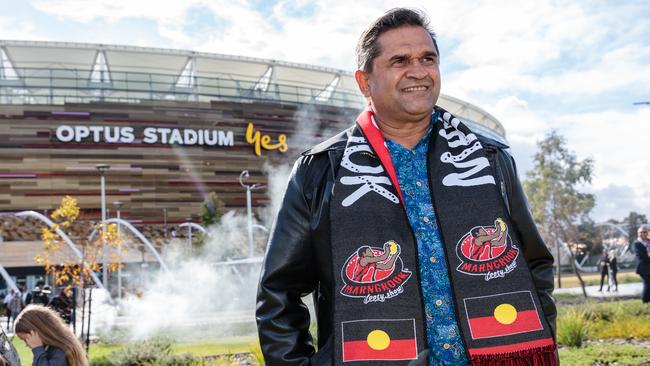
[554,281,643,298]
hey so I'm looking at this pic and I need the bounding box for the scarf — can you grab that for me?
[330,107,557,365]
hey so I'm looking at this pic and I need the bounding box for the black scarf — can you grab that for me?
[330,107,556,365]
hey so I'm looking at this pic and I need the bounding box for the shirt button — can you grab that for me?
[435,299,443,306]
[443,343,450,350]
[423,217,430,223]
[429,256,437,263]
[416,181,422,187]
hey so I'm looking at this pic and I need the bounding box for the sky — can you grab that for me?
[0,0,649,223]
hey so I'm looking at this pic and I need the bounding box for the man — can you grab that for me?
[257,8,557,365]
[634,225,650,303]
[7,289,22,330]
[48,287,73,324]
[2,290,14,329]
[30,286,50,306]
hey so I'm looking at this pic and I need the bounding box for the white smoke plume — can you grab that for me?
[94,103,355,341]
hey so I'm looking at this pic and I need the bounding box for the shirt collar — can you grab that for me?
[385,111,439,153]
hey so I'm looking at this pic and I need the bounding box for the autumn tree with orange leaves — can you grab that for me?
[36,195,125,290]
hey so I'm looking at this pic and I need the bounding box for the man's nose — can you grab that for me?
[405,60,428,79]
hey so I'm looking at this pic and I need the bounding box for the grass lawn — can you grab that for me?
[559,343,650,366]
[556,270,641,288]
[12,336,256,364]
[10,298,650,365]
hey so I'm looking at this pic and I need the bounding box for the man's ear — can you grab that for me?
[355,69,371,98]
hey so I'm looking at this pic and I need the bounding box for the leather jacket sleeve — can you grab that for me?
[497,149,557,337]
[256,156,316,366]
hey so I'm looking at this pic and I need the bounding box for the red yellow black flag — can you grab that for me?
[464,290,543,340]
[341,318,418,362]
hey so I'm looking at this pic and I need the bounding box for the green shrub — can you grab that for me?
[582,303,613,322]
[557,308,590,347]
[90,338,204,366]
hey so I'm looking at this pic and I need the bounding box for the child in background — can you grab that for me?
[14,305,88,366]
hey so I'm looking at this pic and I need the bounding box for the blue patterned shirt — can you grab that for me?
[385,116,469,366]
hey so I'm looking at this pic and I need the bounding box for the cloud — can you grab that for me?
[589,184,650,223]
[30,0,192,23]
[12,0,650,226]
[0,16,37,40]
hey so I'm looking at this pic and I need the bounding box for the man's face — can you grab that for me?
[356,26,441,124]
[640,228,649,240]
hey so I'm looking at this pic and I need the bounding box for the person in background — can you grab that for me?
[21,286,30,304]
[30,286,49,306]
[2,290,14,330]
[598,248,610,292]
[608,249,618,292]
[15,305,88,366]
[7,289,23,330]
[0,322,20,366]
[634,225,650,303]
[48,288,73,324]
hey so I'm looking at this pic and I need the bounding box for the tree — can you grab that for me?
[36,195,124,289]
[523,131,595,297]
[198,192,225,227]
[577,219,601,258]
[36,195,125,349]
[621,211,648,245]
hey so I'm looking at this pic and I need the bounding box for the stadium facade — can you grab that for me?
[0,40,506,289]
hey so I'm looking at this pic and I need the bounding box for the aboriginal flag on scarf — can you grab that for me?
[342,319,418,362]
[329,106,557,365]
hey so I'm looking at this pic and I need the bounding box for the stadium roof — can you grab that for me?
[0,40,505,140]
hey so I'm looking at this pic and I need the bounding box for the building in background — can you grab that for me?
[0,40,506,290]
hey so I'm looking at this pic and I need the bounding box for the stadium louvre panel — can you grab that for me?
[0,40,506,247]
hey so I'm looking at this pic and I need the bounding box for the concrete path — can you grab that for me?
[554,281,643,298]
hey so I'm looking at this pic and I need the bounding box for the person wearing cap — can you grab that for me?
[634,225,650,303]
[31,286,50,306]
[256,8,557,366]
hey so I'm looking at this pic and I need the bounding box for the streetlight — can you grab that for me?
[96,164,110,290]
[633,101,650,105]
[185,216,193,255]
[113,201,123,301]
[163,208,168,238]
[239,170,265,258]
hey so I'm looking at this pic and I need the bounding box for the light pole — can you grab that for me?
[239,170,265,258]
[163,208,168,238]
[96,164,110,290]
[113,201,123,301]
[185,216,193,255]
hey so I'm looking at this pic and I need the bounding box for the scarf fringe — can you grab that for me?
[470,344,557,366]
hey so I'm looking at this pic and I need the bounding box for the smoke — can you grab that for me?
[93,103,355,342]
[94,214,261,341]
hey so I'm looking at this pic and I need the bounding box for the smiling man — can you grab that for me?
[256,8,558,365]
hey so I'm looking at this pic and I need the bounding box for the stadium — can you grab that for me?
[0,40,506,291]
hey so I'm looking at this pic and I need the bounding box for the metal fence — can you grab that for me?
[0,67,366,109]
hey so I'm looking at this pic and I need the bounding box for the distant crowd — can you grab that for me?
[2,285,73,331]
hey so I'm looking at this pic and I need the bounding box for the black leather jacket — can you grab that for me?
[256,126,556,366]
